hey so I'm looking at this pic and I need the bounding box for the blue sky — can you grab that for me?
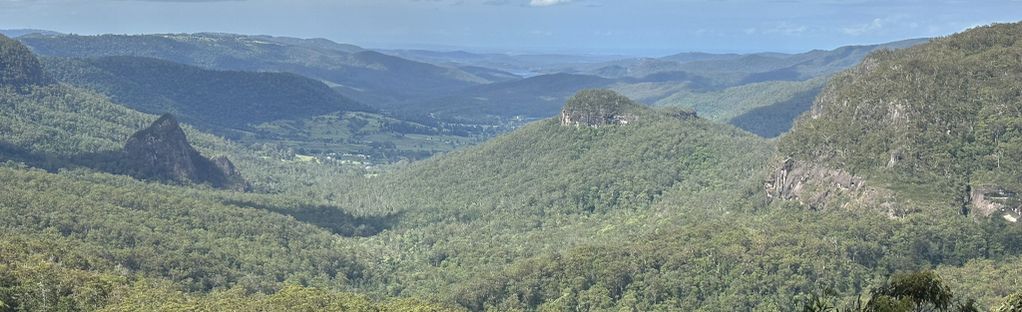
[1,0,1020,56]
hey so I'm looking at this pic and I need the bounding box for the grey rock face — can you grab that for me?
[123,114,247,191]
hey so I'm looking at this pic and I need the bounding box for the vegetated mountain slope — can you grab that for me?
[674,39,927,81]
[562,39,922,84]
[0,34,374,196]
[645,77,826,137]
[359,89,770,218]
[443,204,1022,311]
[43,56,373,130]
[0,34,51,89]
[653,77,826,122]
[4,31,1021,311]
[385,40,922,130]
[773,22,1022,220]
[42,55,482,162]
[0,162,453,310]
[726,80,825,137]
[335,90,777,296]
[0,36,457,309]
[340,90,1022,311]
[17,32,495,104]
[618,40,926,138]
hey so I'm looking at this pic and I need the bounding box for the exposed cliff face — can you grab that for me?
[560,89,640,127]
[970,186,1021,223]
[765,157,903,215]
[770,23,1022,221]
[123,114,247,191]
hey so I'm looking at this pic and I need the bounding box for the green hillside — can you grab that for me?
[363,89,770,218]
[0,34,50,89]
[2,76,1021,311]
[327,90,785,306]
[672,39,927,82]
[323,90,1022,311]
[0,168,454,311]
[778,22,1022,214]
[40,55,484,162]
[18,32,494,103]
[44,56,373,130]
[0,37,454,310]
[726,81,824,138]
[586,40,927,138]
[4,24,1022,312]
[654,77,826,123]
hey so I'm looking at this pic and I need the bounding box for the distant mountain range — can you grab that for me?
[379,49,629,76]
[43,55,373,132]
[0,29,62,38]
[384,38,926,136]
[15,32,505,105]
[7,29,928,138]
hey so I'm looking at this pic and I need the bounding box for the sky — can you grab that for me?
[1,0,1020,56]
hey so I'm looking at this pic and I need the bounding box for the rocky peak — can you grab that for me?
[560,89,640,127]
[123,113,248,191]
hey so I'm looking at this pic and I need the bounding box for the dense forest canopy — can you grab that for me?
[1,21,1021,312]
[778,22,1022,217]
[0,34,50,89]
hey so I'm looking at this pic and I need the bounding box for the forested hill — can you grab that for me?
[4,23,1022,312]
[0,35,460,310]
[334,89,1022,310]
[17,32,497,104]
[43,55,373,130]
[346,89,770,219]
[773,22,1022,221]
[0,34,51,89]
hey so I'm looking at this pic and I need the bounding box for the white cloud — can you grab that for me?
[745,22,807,36]
[842,18,885,36]
[841,15,909,36]
[529,0,570,6]
[767,22,807,35]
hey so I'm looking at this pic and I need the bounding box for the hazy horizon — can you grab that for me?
[2,0,1020,56]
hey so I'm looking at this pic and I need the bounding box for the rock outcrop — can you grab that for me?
[765,157,902,216]
[123,114,247,191]
[969,185,1021,223]
[560,89,639,127]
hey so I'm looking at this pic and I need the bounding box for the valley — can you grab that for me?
[1,13,1021,312]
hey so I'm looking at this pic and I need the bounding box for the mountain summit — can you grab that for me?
[123,114,247,191]
[0,34,50,89]
[560,89,643,127]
